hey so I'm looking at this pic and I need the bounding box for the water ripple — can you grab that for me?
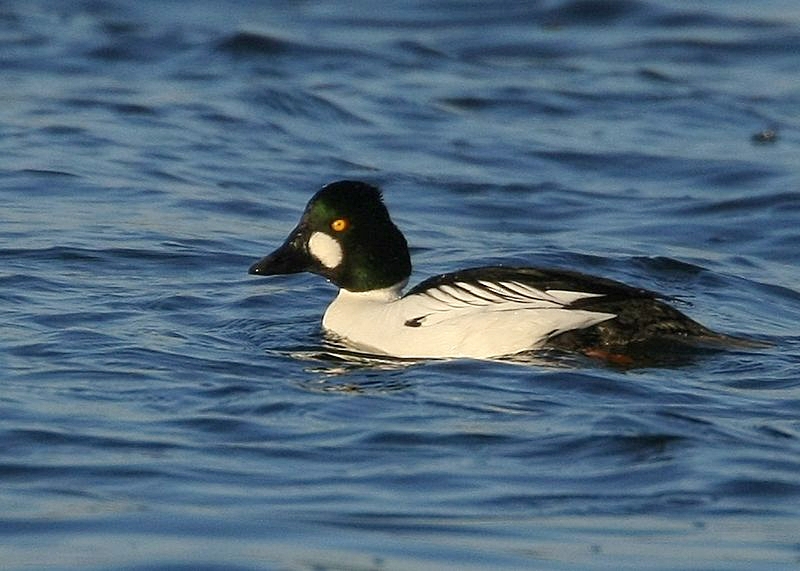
[2,1,800,569]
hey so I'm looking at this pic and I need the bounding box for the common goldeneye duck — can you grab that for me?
[249,180,732,360]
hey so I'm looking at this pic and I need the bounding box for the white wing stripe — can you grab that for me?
[438,284,488,306]
[545,289,605,304]
[455,282,507,303]
[476,280,556,304]
[492,281,546,302]
[416,280,608,311]
[483,281,531,301]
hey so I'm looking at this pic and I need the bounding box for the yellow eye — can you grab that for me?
[330,218,349,232]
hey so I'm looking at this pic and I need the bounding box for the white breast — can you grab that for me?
[321,280,615,359]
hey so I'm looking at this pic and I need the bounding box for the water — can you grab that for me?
[2,1,800,569]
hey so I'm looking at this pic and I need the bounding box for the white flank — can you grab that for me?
[308,232,343,269]
[321,281,616,359]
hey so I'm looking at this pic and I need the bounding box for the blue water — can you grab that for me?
[3,1,800,569]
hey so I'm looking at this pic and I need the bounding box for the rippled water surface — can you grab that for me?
[3,1,800,569]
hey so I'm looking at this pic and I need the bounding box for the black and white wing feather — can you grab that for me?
[401,266,647,328]
[402,266,723,349]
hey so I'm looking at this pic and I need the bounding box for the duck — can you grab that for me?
[248,180,734,361]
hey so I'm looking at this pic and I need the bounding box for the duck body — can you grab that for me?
[249,181,725,360]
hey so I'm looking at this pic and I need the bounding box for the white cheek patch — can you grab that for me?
[308,231,343,269]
